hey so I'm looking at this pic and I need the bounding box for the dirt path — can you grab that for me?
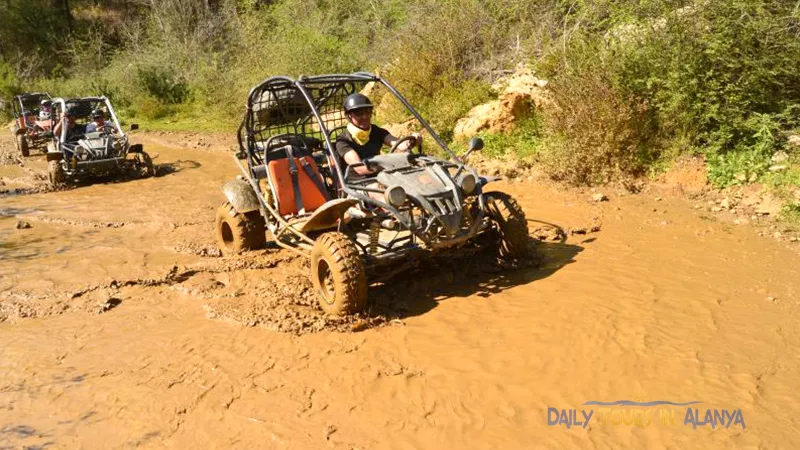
[1,132,799,449]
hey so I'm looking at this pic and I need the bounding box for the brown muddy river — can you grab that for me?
[1,132,799,449]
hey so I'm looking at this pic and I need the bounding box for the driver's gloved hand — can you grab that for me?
[363,158,378,172]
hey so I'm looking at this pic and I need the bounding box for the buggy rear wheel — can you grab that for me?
[485,191,532,263]
[16,134,29,157]
[311,232,367,316]
[215,202,267,256]
[48,160,65,188]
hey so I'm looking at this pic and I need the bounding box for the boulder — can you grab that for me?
[453,65,552,141]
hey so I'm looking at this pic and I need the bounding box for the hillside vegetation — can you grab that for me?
[2,0,799,189]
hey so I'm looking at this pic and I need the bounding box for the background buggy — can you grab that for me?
[216,73,532,315]
[11,92,54,157]
[47,96,154,187]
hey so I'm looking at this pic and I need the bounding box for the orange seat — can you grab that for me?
[268,156,328,216]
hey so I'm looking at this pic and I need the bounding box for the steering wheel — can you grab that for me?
[389,135,420,154]
[98,124,116,135]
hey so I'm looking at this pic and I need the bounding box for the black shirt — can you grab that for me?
[335,126,390,161]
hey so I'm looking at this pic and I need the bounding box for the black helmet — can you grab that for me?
[91,109,104,119]
[343,93,373,113]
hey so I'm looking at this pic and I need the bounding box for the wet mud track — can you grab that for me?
[1,132,800,449]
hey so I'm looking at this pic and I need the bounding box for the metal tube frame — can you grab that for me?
[235,72,493,258]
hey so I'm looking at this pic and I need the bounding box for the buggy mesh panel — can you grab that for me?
[245,78,369,164]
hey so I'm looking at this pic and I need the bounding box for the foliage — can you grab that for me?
[0,0,798,193]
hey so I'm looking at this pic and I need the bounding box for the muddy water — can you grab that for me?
[1,133,799,449]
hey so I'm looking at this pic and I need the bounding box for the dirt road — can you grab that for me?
[1,132,799,449]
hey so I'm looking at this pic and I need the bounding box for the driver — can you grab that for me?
[53,107,86,141]
[86,109,114,133]
[335,93,421,177]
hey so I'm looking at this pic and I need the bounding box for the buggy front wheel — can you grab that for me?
[48,160,65,188]
[311,232,367,315]
[16,134,29,157]
[214,202,267,255]
[485,191,532,262]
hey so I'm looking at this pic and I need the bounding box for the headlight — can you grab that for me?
[458,173,477,195]
[384,185,407,206]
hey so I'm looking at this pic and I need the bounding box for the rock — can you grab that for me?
[788,135,800,149]
[15,220,31,229]
[719,197,731,209]
[741,193,761,207]
[755,194,784,216]
[791,237,798,242]
[768,165,788,172]
[710,207,723,212]
[774,231,783,239]
[97,297,122,314]
[591,193,608,202]
[532,225,564,242]
[655,197,662,201]
[453,64,552,141]
[733,218,749,225]
[771,151,789,163]
[324,424,337,441]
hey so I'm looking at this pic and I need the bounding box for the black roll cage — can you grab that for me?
[236,72,468,219]
[12,92,52,118]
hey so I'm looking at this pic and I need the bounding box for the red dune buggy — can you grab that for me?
[11,92,54,156]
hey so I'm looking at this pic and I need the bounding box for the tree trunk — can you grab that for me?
[51,0,73,30]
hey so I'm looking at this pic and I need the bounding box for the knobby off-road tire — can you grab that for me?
[137,152,156,178]
[485,191,532,263]
[48,160,65,188]
[310,232,367,316]
[215,201,267,256]
[16,134,29,157]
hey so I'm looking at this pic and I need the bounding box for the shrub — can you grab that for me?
[135,66,190,104]
[537,54,660,184]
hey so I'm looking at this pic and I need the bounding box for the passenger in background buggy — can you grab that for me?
[335,93,421,178]
[38,100,52,121]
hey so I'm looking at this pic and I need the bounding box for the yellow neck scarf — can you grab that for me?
[347,123,371,146]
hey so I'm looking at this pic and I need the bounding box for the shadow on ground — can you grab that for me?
[369,236,584,320]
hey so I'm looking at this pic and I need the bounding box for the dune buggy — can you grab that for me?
[11,92,54,157]
[216,72,532,315]
[46,96,154,187]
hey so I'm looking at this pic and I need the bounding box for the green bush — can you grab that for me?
[135,67,190,105]
[474,116,542,159]
[3,0,798,194]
